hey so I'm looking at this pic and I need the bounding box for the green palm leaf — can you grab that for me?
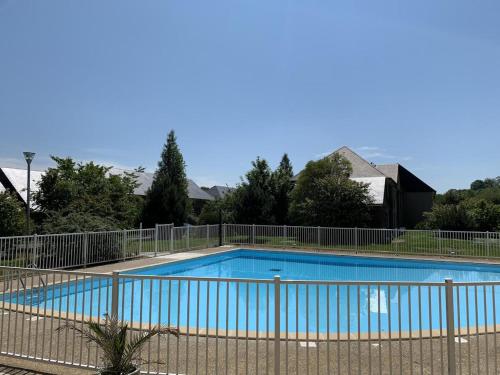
[58,314,179,374]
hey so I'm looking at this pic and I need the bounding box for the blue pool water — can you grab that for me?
[4,249,500,335]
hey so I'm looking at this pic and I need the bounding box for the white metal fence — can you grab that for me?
[2,224,499,272]
[223,224,500,259]
[0,224,220,270]
[0,266,499,374]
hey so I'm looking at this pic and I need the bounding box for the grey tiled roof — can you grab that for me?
[333,146,385,178]
[375,164,399,184]
[108,168,214,200]
[207,185,234,199]
[376,163,435,193]
[0,167,215,202]
[291,146,385,181]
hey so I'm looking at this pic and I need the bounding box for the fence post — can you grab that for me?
[154,224,158,257]
[170,225,174,253]
[394,228,398,254]
[317,226,321,248]
[139,222,143,255]
[122,229,127,260]
[207,224,210,248]
[486,231,490,257]
[31,234,38,267]
[187,225,190,250]
[252,224,256,246]
[111,271,120,319]
[274,276,281,375]
[355,227,358,253]
[439,229,443,255]
[283,225,287,247]
[83,232,88,268]
[218,223,223,247]
[445,278,456,375]
[218,209,223,246]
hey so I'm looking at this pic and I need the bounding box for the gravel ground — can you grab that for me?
[1,310,499,374]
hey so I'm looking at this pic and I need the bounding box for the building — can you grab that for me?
[292,146,435,228]
[0,167,216,208]
[204,185,235,200]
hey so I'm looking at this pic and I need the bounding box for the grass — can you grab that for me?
[224,231,500,258]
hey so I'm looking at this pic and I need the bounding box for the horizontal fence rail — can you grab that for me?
[1,265,500,374]
[223,224,500,259]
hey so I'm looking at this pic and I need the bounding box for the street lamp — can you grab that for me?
[23,151,35,234]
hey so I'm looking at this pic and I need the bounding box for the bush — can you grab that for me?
[420,204,473,231]
[0,192,26,236]
[40,211,119,234]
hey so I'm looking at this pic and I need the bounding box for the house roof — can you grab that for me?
[109,168,214,200]
[0,167,215,204]
[207,185,234,199]
[376,163,435,193]
[333,146,386,178]
[375,164,399,183]
[291,146,385,182]
[0,167,44,206]
[187,180,215,200]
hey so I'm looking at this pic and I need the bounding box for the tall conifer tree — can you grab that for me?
[143,130,189,226]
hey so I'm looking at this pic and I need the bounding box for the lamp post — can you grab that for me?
[23,152,35,234]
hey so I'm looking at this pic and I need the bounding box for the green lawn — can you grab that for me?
[224,231,500,258]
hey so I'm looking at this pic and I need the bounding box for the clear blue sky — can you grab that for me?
[1,0,499,192]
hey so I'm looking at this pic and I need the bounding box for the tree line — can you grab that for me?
[417,177,500,231]
[0,130,375,236]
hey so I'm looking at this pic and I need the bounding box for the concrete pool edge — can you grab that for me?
[2,300,499,341]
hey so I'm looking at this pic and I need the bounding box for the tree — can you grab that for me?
[289,154,373,227]
[142,130,189,226]
[34,157,142,233]
[232,157,275,224]
[419,204,473,231]
[271,153,294,224]
[198,196,235,224]
[466,199,500,231]
[471,177,500,191]
[0,192,26,236]
[419,176,500,231]
[40,211,119,234]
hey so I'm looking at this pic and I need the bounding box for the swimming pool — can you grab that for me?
[4,249,500,336]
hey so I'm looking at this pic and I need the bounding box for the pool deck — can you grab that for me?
[2,245,500,374]
[75,244,500,275]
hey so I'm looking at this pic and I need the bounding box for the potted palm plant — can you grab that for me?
[58,314,179,375]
